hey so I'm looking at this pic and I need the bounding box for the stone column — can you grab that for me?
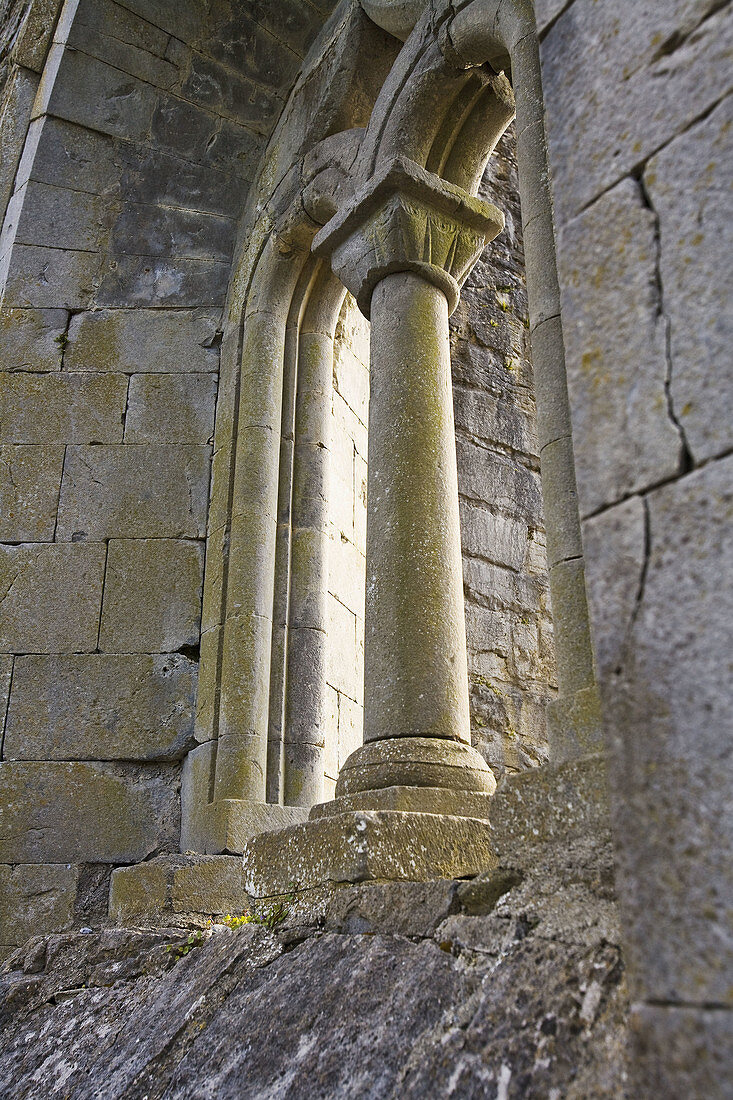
[314,157,504,806]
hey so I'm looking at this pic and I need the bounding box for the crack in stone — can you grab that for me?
[637,172,694,476]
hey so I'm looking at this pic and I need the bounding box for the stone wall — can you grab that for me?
[0,0,341,955]
[538,0,733,1086]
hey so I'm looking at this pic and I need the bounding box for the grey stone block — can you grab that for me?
[557,178,682,515]
[630,1003,733,1099]
[0,864,77,946]
[542,0,733,224]
[0,760,179,863]
[150,95,220,164]
[457,437,543,525]
[604,457,733,1004]
[44,50,158,142]
[1,244,100,309]
[95,254,230,308]
[0,307,66,371]
[110,203,235,264]
[4,653,197,761]
[56,445,211,539]
[582,495,647,682]
[0,446,65,541]
[99,539,204,652]
[0,69,38,225]
[125,373,217,443]
[0,543,106,653]
[0,655,11,738]
[181,54,283,135]
[68,1,180,89]
[9,180,114,253]
[459,498,529,572]
[0,373,126,443]
[645,96,733,465]
[65,308,222,373]
[453,383,536,458]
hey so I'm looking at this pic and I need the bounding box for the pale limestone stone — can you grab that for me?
[582,496,647,683]
[644,96,733,465]
[0,864,77,947]
[242,811,497,896]
[603,457,733,1005]
[0,656,11,738]
[95,253,230,309]
[542,0,733,224]
[337,691,363,768]
[457,436,543,525]
[459,498,529,571]
[0,446,64,541]
[327,532,365,618]
[326,595,360,701]
[9,0,62,71]
[311,785,492,820]
[56,444,211,539]
[0,373,126,444]
[125,374,217,444]
[0,760,179,863]
[0,69,38,226]
[557,179,682,516]
[100,539,204,653]
[0,307,66,371]
[0,543,105,653]
[111,203,235,264]
[4,653,197,761]
[65,308,222,373]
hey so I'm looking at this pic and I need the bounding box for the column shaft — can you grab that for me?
[365,271,471,745]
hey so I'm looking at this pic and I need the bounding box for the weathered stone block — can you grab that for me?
[557,178,682,515]
[603,458,733,1005]
[243,811,497,896]
[457,436,543,525]
[111,202,235,264]
[43,49,158,142]
[4,653,197,761]
[68,1,180,90]
[630,1003,733,1100]
[95,254,230,309]
[645,96,733,465]
[0,69,38,225]
[109,854,247,923]
[0,760,179,863]
[0,373,126,443]
[9,0,61,72]
[0,656,11,737]
[56,445,211,539]
[0,543,105,653]
[181,54,283,135]
[65,308,222,373]
[0,446,64,541]
[326,594,360,702]
[1,243,100,309]
[9,179,113,252]
[327,533,365,618]
[582,495,646,682]
[125,374,217,443]
[459,498,528,571]
[0,864,77,946]
[453,384,536,458]
[100,539,204,652]
[542,0,733,224]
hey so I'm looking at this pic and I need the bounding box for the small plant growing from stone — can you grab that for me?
[165,929,205,960]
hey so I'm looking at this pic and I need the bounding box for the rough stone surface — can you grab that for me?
[0,373,127,444]
[557,178,682,516]
[0,307,66,371]
[0,445,64,541]
[0,543,105,653]
[603,457,733,1005]
[99,539,204,653]
[0,761,180,863]
[65,309,222,374]
[125,374,218,443]
[644,95,733,465]
[3,654,197,761]
[542,0,733,225]
[0,754,629,1098]
[0,864,77,948]
[630,1003,733,1100]
[55,445,211,539]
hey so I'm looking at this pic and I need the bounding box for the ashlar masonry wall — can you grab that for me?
[0,0,341,956]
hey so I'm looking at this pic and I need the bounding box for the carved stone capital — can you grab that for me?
[312,156,503,317]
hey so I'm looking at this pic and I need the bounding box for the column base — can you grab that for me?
[335,736,497,797]
[242,810,497,897]
[310,784,492,820]
[181,741,308,854]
